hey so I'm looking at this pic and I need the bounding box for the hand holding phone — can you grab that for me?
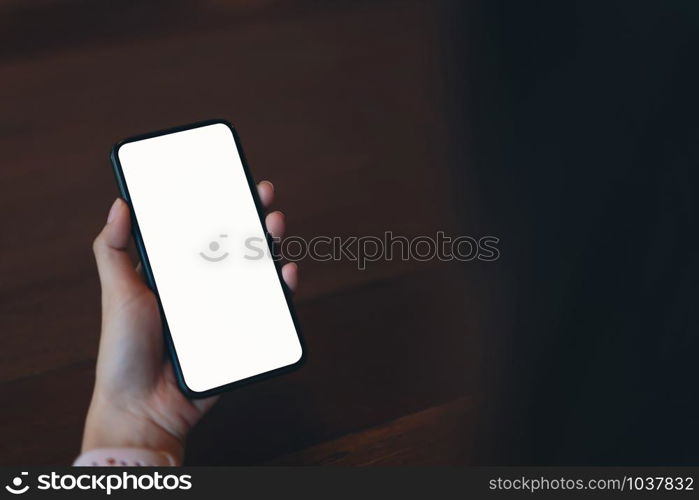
[83,182,296,463]
[82,121,302,462]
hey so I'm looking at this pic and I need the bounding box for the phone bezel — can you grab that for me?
[109,119,306,398]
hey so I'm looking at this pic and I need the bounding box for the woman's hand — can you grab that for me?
[82,180,297,464]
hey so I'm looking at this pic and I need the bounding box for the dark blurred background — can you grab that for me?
[1,0,697,465]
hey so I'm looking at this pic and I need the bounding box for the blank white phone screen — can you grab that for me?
[117,123,302,393]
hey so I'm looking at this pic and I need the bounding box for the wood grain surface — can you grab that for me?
[0,0,491,465]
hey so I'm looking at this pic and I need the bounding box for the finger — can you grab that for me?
[257,180,274,209]
[93,199,140,303]
[265,210,285,240]
[281,262,298,292]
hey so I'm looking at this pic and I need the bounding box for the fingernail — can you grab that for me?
[107,198,121,224]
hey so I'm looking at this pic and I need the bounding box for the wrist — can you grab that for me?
[82,397,185,465]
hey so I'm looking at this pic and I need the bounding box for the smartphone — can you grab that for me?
[110,120,305,398]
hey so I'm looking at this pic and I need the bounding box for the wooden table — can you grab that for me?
[0,0,499,465]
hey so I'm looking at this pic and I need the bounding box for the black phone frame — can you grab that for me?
[110,119,306,399]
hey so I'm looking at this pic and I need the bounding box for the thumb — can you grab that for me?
[93,198,141,305]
